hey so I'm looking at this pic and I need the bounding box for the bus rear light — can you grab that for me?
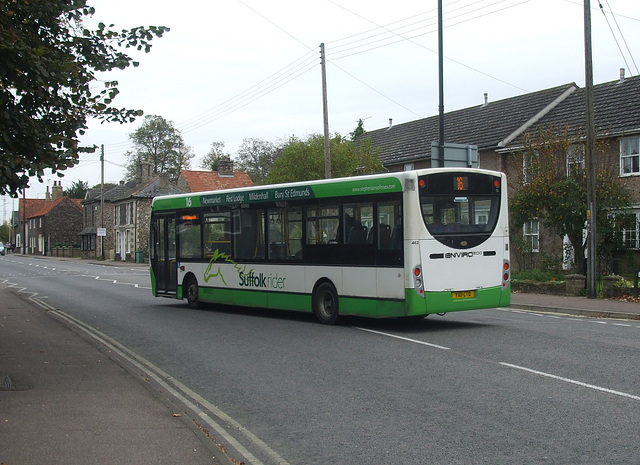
[413,266,425,297]
[502,260,510,289]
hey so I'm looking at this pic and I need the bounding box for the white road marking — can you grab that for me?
[356,327,451,350]
[27,296,289,465]
[500,362,640,402]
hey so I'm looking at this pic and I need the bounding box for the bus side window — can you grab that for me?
[377,201,402,250]
[344,202,373,245]
[178,217,202,259]
[305,205,339,245]
[268,207,302,260]
[204,212,231,257]
[233,209,265,260]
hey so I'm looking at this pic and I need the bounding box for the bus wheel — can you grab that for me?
[185,276,200,309]
[313,282,339,325]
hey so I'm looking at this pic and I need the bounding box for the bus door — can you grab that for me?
[151,213,177,296]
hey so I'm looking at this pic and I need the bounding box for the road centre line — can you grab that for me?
[356,327,451,350]
[500,362,640,402]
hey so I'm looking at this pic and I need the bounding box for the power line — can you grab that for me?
[600,0,639,75]
[325,0,531,92]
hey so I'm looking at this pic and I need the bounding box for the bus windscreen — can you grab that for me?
[419,172,501,249]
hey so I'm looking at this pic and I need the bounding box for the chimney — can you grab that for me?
[52,180,63,202]
[46,185,51,201]
[218,158,234,177]
[388,118,393,129]
[159,173,169,190]
[483,93,489,106]
[136,161,154,184]
[620,68,625,82]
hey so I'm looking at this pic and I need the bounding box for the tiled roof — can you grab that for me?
[133,177,185,199]
[88,176,185,203]
[179,170,254,193]
[361,83,578,165]
[362,75,640,166]
[520,74,640,143]
[27,197,82,219]
[18,198,47,220]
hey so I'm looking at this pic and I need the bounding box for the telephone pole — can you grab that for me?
[100,144,105,259]
[584,0,597,298]
[320,43,331,179]
[437,0,445,167]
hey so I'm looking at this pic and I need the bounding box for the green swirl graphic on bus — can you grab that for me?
[204,249,252,287]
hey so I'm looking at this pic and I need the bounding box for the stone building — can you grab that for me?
[81,163,184,261]
[80,162,253,262]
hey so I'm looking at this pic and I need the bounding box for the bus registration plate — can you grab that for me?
[452,290,475,299]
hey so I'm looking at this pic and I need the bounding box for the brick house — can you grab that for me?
[360,72,640,273]
[13,198,47,253]
[15,181,83,255]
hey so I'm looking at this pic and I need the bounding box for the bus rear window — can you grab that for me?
[419,172,501,248]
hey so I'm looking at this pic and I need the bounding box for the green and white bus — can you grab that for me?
[150,168,510,324]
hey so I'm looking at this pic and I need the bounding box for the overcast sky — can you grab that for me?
[3,0,639,221]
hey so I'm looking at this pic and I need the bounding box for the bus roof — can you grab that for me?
[151,168,503,211]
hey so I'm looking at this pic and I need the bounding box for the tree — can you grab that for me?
[124,115,194,182]
[266,133,383,184]
[509,126,634,271]
[64,180,89,199]
[349,118,366,141]
[199,142,231,171]
[0,0,168,196]
[235,138,279,185]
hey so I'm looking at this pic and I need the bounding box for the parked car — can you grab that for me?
[0,243,5,255]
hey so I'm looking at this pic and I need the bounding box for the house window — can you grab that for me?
[129,202,134,224]
[404,163,414,171]
[119,204,127,225]
[522,153,533,184]
[623,211,640,249]
[523,220,539,252]
[620,135,640,176]
[566,144,584,176]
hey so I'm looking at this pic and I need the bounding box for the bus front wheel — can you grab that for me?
[313,282,339,325]
[185,276,200,309]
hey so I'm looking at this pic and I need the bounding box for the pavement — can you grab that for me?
[1,258,639,464]
[0,258,230,465]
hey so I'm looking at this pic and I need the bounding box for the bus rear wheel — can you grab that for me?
[313,282,339,325]
[185,276,200,309]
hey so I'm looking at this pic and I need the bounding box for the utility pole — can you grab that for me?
[320,43,331,179]
[22,189,25,254]
[437,0,445,167]
[584,0,597,298]
[100,144,105,260]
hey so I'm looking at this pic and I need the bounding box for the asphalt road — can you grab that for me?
[1,256,639,464]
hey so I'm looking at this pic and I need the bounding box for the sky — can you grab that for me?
[3,0,640,221]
